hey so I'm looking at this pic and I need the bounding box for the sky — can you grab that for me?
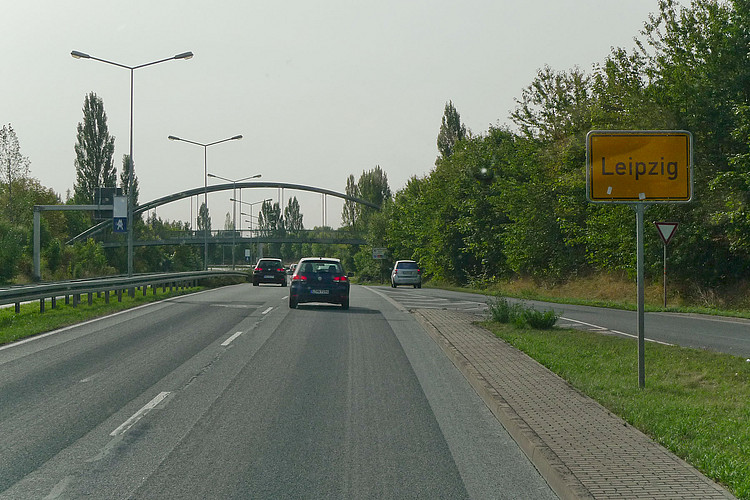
[2,0,670,230]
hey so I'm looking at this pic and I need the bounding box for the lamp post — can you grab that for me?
[168,134,243,270]
[238,198,272,262]
[207,173,261,269]
[72,49,193,276]
[235,198,272,231]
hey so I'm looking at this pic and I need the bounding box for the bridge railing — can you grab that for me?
[97,228,367,245]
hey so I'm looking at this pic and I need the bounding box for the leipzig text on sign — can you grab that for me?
[586,130,693,203]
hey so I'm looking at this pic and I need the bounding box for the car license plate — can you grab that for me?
[264,275,274,279]
[310,289,329,295]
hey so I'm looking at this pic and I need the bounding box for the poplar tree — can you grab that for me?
[437,100,467,160]
[73,92,116,204]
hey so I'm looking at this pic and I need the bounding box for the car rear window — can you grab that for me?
[298,261,343,274]
[397,262,418,269]
[258,260,281,269]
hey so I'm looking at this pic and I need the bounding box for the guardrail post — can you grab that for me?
[129,287,135,298]
[88,292,93,305]
[105,290,109,304]
[39,298,44,313]
[65,295,69,305]
[143,285,147,297]
[51,296,56,309]
[73,294,79,307]
[117,289,122,302]
[15,302,20,314]
[152,285,156,296]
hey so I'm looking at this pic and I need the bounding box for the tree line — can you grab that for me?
[339,0,750,298]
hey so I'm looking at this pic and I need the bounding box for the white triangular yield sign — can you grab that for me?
[654,222,678,245]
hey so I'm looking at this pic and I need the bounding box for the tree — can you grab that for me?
[356,165,391,224]
[258,200,283,257]
[257,200,283,234]
[197,201,211,233]
[0,123,31,222]
[341,174,358,228]
[73,92,116,204]
[284,196,304,231]
[511,65,592,142]
[437,100,467,160]
[119,154,139,206]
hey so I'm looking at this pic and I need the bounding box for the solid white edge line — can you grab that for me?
[110,391,170,437]
[221,331,244,347]
[0,288,216,353]
[261,307,273,315]
[560,316,673,346]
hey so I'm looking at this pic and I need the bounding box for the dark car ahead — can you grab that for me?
[289,257,350,309]
[252,258,287,286]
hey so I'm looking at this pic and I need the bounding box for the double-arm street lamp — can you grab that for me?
[207,173,261,269]
[71,50,193,276]
[236,198,273,231]
[167,134,243,270]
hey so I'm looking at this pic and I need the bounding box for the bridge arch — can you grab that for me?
[70,182,380,242]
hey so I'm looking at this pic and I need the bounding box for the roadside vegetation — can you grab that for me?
[483,320,750,499]
[0,285,203,346]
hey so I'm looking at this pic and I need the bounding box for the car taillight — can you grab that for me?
[277,267,285,272]
[333,276,348,282]
[254,267,262,271]
[292,275,307,282]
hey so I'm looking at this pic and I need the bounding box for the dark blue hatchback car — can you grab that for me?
[289,258,350,309]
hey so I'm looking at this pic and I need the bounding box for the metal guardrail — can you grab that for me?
[0,270,248,313]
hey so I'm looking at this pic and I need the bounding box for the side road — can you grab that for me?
[413,308,735,500]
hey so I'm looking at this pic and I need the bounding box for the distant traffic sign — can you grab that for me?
[586,131,692,203]
[654,222,678,245]
[372,248,386,259]
[113,195,128,233]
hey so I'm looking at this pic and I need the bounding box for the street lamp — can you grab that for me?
[207,173,261,269]
[234,198,272,231]
[168,134,243,270]
[71,49,193,276]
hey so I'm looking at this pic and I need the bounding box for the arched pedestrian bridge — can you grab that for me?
[74,181,379,247]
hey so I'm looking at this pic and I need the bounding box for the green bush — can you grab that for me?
[488,297,558,329]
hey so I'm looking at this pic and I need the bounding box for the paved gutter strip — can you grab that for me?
[413,308,735,500]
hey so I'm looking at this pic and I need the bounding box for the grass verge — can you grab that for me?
[0,286,202,346]
[483,320,750,499]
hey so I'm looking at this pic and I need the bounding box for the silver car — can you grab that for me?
[391,260,422,288]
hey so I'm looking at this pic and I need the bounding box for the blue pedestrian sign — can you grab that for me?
[113,217,127,233]
[113,195,128,233]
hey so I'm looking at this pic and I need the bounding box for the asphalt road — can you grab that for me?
[0,284,555,499]
[376,285,750,359]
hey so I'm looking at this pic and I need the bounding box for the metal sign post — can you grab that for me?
[654,222,678,308]
[587,130,692,389]
[636,204,646,388]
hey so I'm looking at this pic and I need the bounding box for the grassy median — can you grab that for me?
[483,320,750,499]
[0,285,202,346]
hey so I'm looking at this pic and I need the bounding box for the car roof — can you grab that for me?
[298,257,341,263]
